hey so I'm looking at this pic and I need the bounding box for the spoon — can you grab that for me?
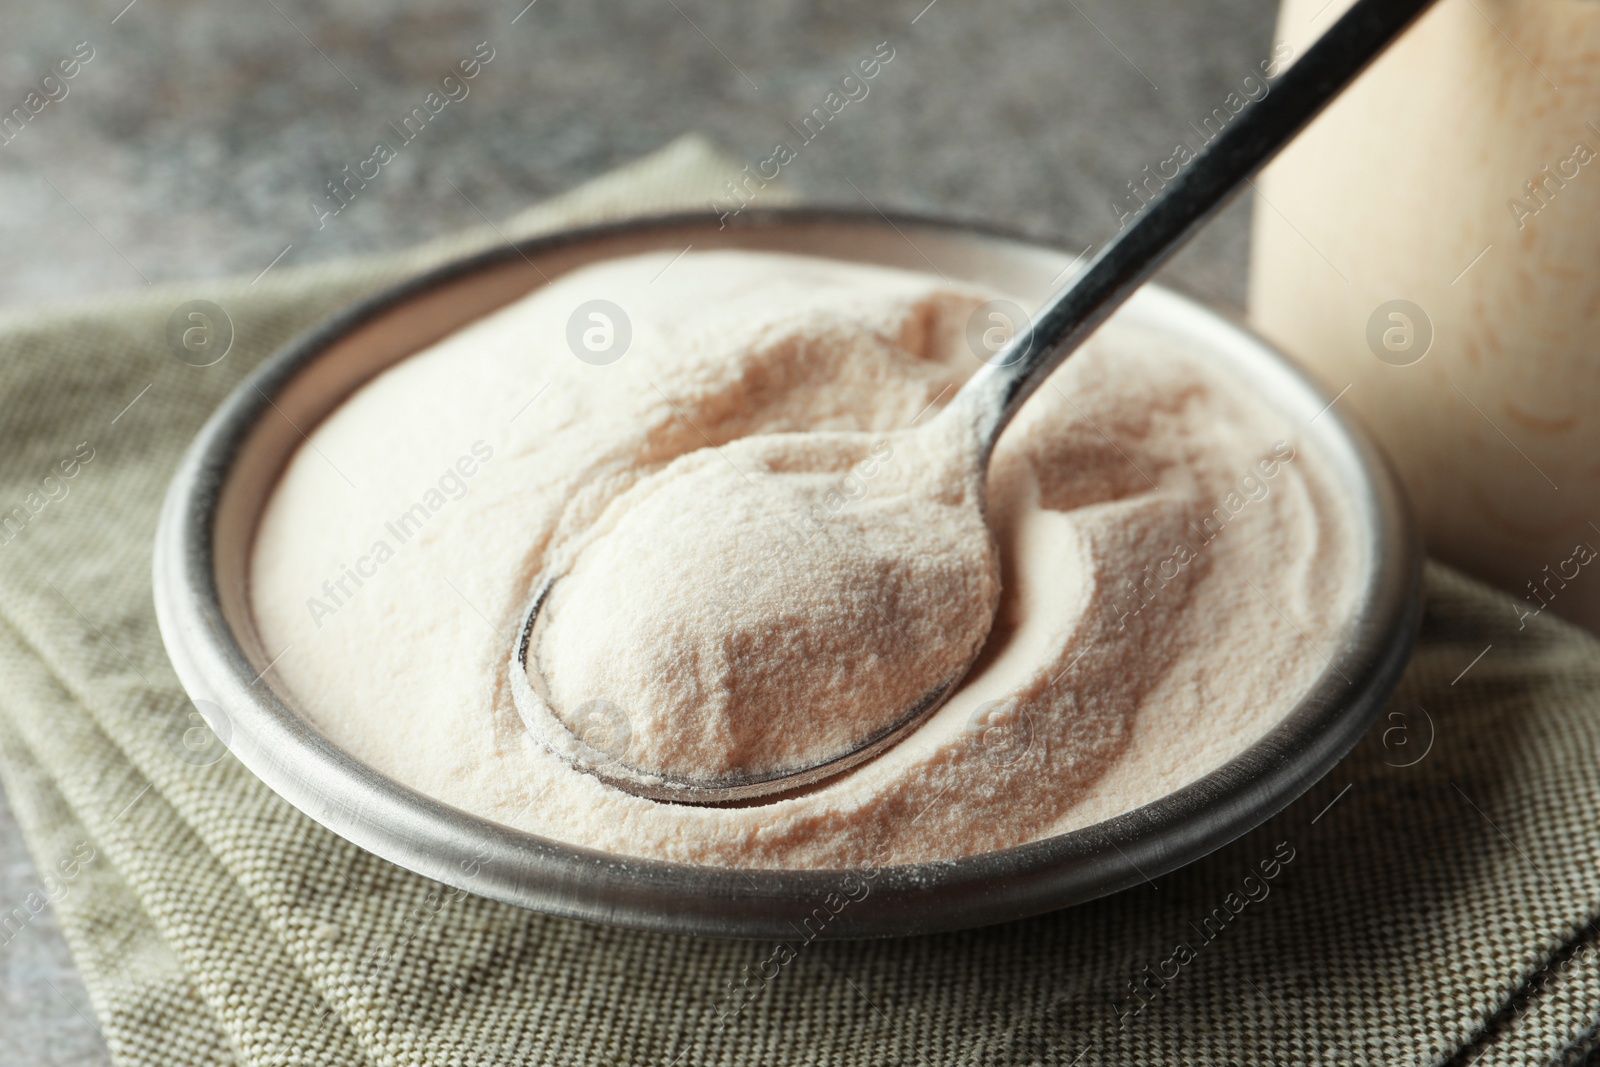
[511,0,1440,804]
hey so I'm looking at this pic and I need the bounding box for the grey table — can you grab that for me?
[0,0,1277,1060]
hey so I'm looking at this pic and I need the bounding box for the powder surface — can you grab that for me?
[249,249,1363,869]
[534,419,998,784]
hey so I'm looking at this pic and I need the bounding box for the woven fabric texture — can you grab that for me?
[0,136,1597,1067]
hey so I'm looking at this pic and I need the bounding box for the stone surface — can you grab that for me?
[0,0,1277,1059]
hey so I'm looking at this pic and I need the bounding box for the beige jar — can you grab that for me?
[1250,0,1600,630]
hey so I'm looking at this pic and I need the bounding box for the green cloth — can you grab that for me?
[1,135,1599,1066]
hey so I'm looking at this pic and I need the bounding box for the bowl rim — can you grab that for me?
[152,206,1423,940]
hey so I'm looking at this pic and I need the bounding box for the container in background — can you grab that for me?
[1251,0,1600,630]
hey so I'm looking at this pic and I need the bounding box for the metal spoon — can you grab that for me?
[510,0,1439,804]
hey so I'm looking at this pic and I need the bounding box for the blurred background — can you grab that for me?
[0,0,1277,1060]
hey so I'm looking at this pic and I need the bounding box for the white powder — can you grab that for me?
[535,418,998,784]
[250,249,1361,869]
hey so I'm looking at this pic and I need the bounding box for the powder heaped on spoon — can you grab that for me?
[533,419,1001,784]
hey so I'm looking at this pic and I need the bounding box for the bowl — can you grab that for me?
[152,208,1423,939]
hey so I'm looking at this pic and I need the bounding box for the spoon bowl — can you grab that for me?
[511,574,972,803]
[508,419,1000,803]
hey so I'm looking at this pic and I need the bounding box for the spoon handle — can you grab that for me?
[953,0,1440,458]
